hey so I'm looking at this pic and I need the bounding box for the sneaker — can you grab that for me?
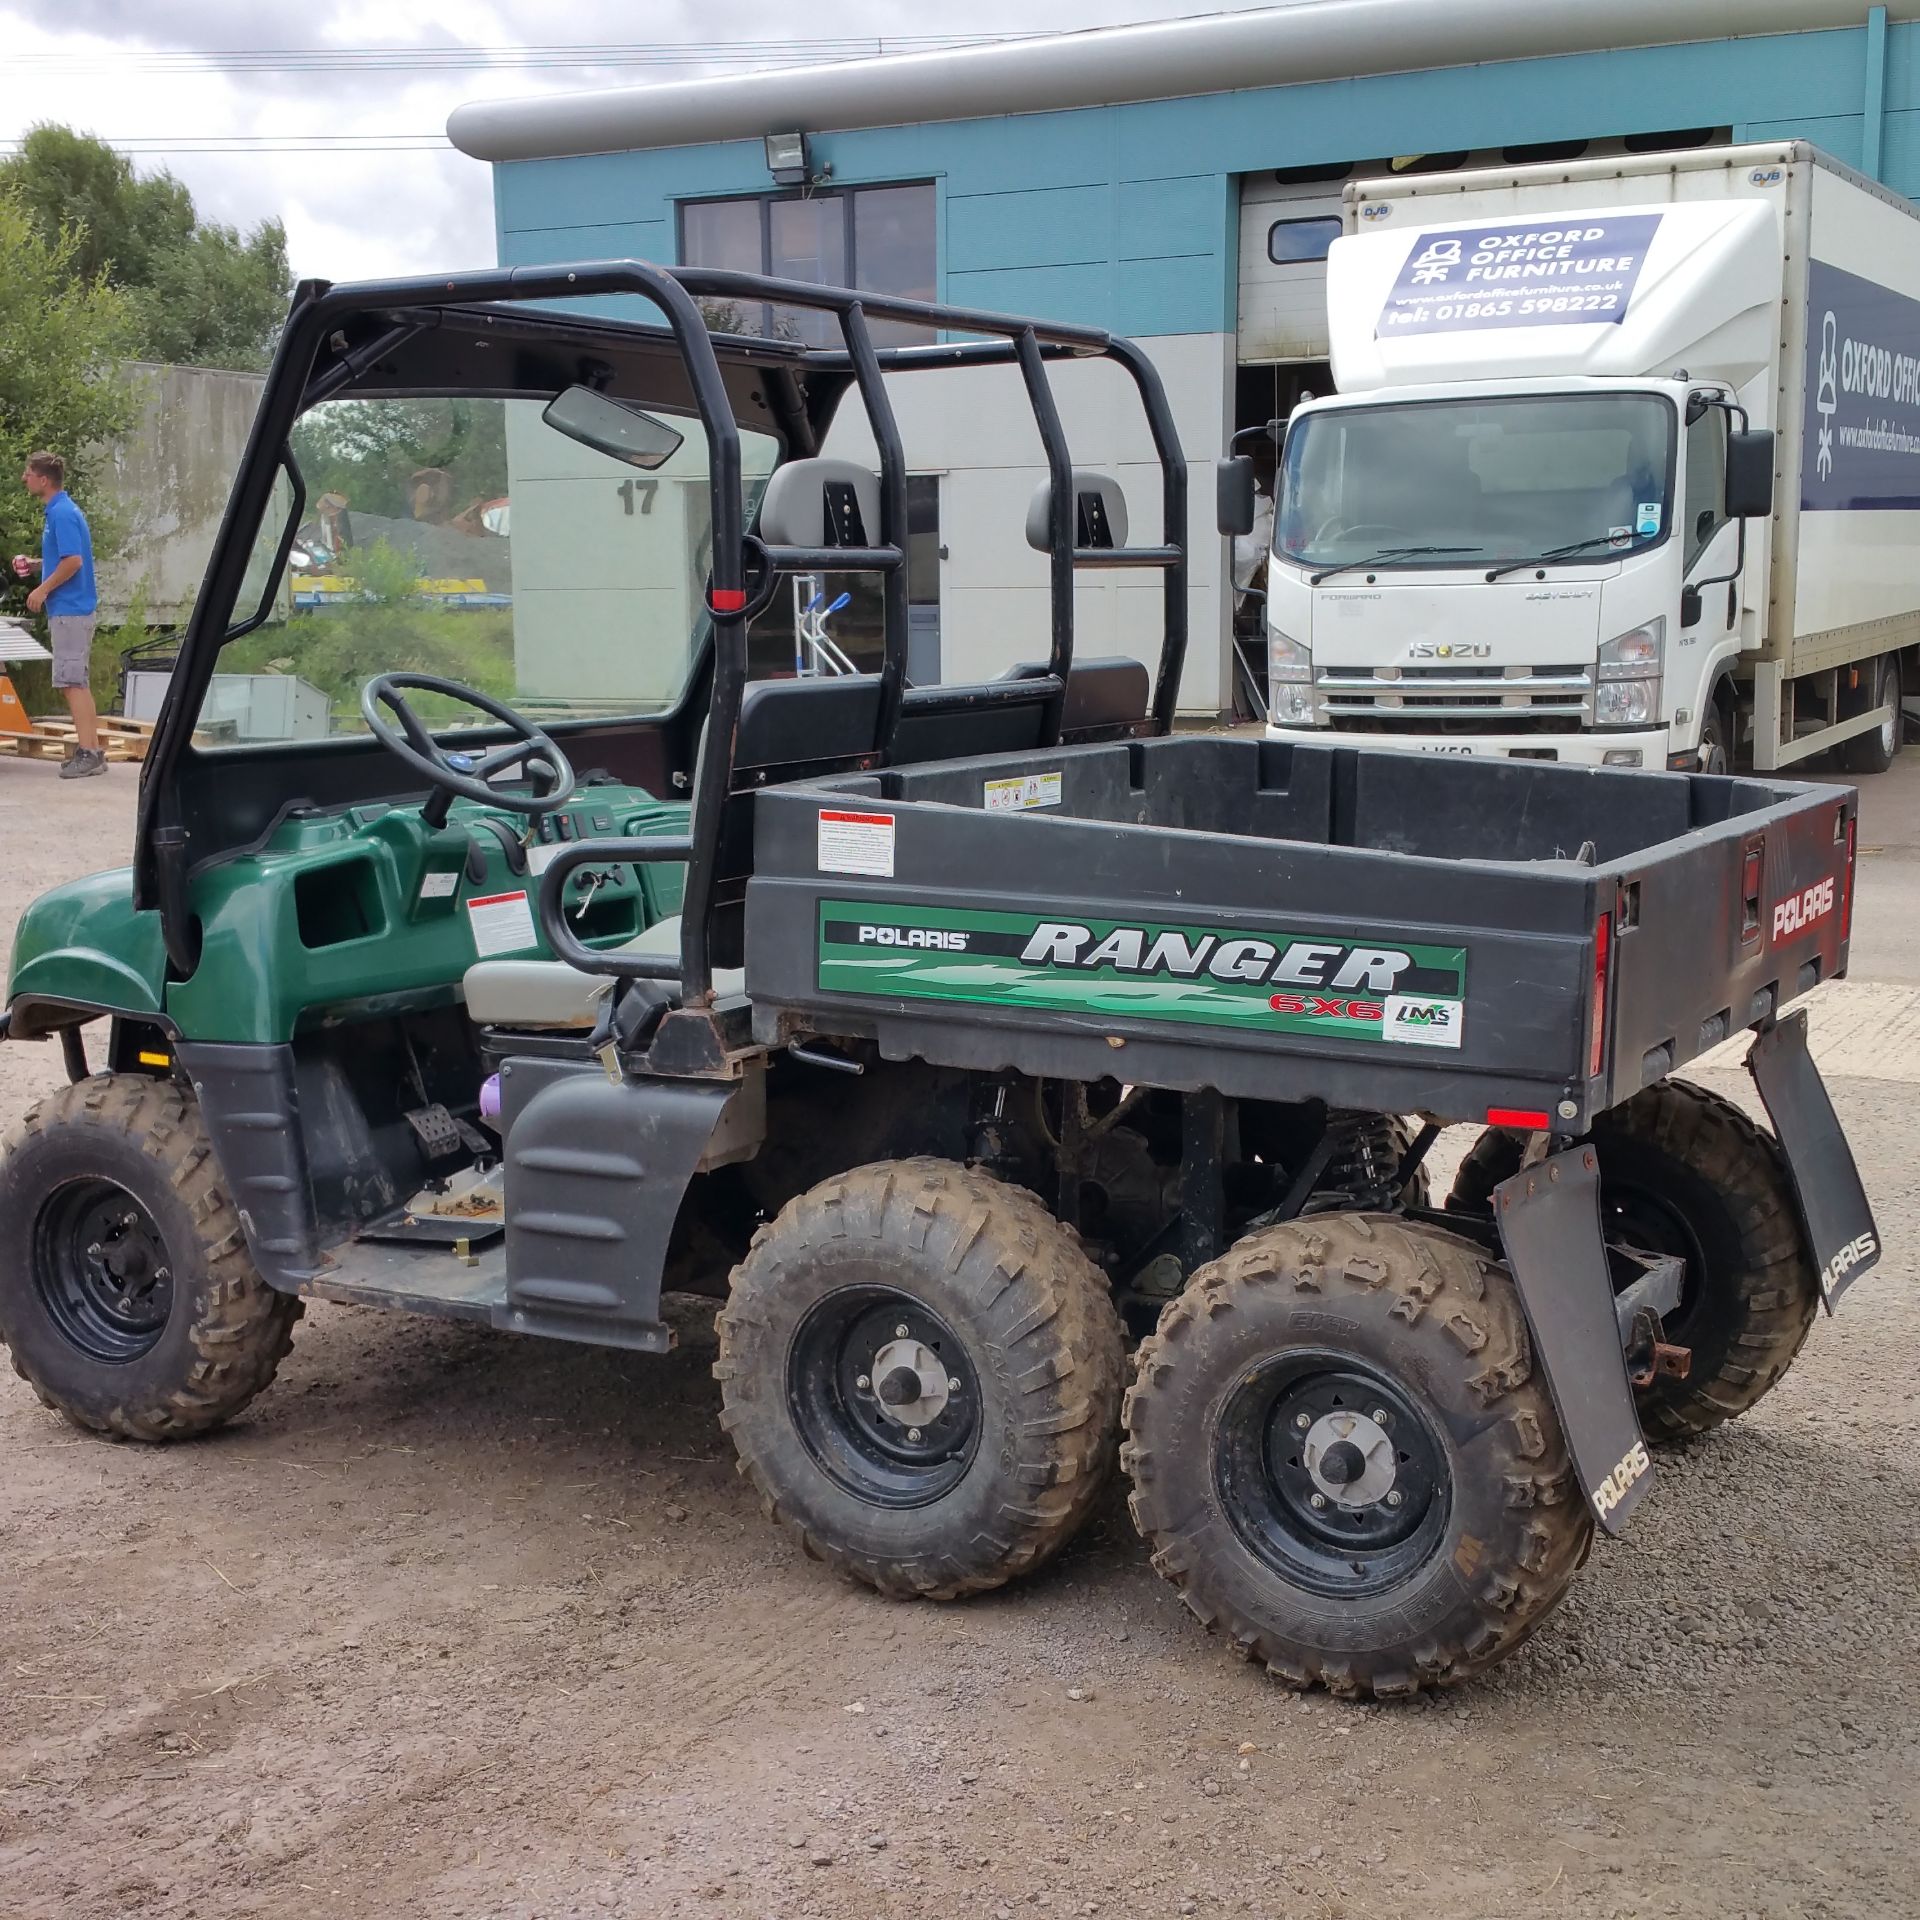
[59,747,107,779]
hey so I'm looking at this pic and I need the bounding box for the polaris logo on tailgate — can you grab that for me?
[1772,876,1836,941]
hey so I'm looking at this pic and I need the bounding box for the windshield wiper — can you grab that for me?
[1306,545,1481,586]
[1484,534,1633,582]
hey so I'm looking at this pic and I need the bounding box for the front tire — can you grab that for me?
[0,1074,300,1440]
[1837,651,1902,776]
[1123,1214,1591,1697]
[1448,1081,1821,1439]
[715,1158,1125,1599]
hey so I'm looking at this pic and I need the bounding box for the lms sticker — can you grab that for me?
[985,771,1062,813]
[817,809,895,878]
[467,889,536,956]
[1382,993,1464,1048]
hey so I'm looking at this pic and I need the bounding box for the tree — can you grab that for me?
[0,126,291,372]
[292,399,509,521]
[0,191,139,583]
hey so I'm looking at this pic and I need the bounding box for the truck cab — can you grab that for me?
[1262,146,1917,774]
[1268,370,1760,769]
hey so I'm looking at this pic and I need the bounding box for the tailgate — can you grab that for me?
[1598,782,1856,1102]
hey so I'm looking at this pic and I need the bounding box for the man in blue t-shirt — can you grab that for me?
[14,450,105,776]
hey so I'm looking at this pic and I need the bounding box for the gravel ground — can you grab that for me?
[1,751,1917,1920]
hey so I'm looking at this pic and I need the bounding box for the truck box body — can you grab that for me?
[1266,143,1920,771]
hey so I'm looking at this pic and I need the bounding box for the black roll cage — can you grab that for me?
[134,259,1190,1007]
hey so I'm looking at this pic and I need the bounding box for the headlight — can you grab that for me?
[1268,628,1318,726]
[1594,618,1663,729]
[1270,628,1312,683]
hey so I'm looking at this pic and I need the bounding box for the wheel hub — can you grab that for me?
[867,1336,952,1428]
[1301,1410,1397,1508]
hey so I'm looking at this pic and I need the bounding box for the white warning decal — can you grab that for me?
[466,889,537,956]
[817,809,896,878]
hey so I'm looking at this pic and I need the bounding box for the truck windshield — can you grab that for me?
[1277,392,1675,574]
[201,393,780,748]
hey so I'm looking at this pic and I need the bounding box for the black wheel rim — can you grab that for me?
[787,1287,982,1509]
[1214,1350,1449,1597]
[33,1178,175,1364]
[1601,1182,1713,1338]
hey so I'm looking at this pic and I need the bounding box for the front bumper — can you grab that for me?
[1265,723,1673,769]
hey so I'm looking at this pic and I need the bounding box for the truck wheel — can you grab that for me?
[715,1158,1125,1599]
[1123,1213,1590,1697]
[1837,652,1902,776]
[0,1074,300,1441]
[1447,1082,1820,1440]
[1697,695,1732,774]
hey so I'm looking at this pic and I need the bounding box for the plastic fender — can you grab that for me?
[5,868,169,1035]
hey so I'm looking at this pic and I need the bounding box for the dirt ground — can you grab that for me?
[2,752,1917,1920]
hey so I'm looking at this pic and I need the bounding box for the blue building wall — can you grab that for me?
[495,12,1920,339]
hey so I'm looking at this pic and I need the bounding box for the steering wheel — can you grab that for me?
[360,672,577,824]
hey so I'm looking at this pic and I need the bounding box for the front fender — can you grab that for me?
[6,867,170,1036]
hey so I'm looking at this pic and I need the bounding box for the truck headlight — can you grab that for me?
[1269,628,1317,725]
[1595,619,1663,729]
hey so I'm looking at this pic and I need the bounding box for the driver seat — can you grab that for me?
[462,916,746,1030]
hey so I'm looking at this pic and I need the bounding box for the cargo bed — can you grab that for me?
[746,735,1856,1128]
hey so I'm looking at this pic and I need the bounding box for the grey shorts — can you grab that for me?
[48,614,96,689]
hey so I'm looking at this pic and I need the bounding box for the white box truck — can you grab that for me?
[1257,143,1920,774]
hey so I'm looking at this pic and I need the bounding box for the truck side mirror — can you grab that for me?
[1725,429,1776,519]
[1217,456,1257,537]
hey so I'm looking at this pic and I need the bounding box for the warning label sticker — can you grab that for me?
[466,889,537,957]
[984,771,1062,813]
[817,809,895,878]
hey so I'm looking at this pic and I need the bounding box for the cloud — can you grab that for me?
[0,0,1271,280]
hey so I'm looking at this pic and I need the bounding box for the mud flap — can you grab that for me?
[1746,1011,1882,1310]
[498,1059,745,1352]
[1493,1145,1653,1536]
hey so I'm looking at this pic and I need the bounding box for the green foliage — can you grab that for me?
[222,539,516,729]
[0,126,292,372]
[292,400,509,521]
[0,191,140,577]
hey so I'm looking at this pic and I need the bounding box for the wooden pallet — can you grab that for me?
[0,729,138,763]
[25,716,150,760]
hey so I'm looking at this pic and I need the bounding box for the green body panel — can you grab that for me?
[7,790,689,1045]
[817,900,1469,1049]
[6,867,169,1033]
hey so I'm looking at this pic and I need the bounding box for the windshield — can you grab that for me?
[203,394,781,747]
[1277,392,1675,574]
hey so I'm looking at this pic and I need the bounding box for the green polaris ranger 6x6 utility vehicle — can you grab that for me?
[0,262,1883,1696]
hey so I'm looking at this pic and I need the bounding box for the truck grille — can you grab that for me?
[1315,662,1594,727]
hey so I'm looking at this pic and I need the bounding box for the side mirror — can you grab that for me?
[1217,456,1258,537]
[1724,428,1776,519]
[1680,584,1703,630]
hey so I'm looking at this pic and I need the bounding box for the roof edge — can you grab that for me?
[447,0,1914,163]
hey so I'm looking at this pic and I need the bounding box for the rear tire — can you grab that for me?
[715,1158,1125,1599]
[1448,1081,1820,1439]
[1837,651,1902,776]
[1122,1213,1591,1697]
[0,1074,300,1441]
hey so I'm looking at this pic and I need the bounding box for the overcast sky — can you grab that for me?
[0,2,1272,282]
